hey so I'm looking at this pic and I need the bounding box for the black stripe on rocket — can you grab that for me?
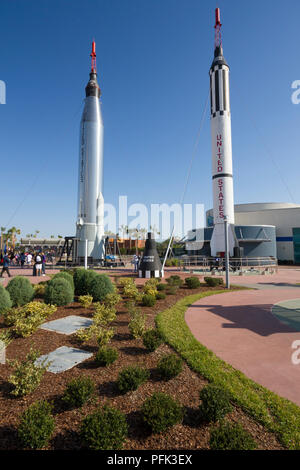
[210,66,230,116]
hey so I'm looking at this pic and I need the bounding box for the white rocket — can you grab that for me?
[76,42,105,261]
[210,8,237,257]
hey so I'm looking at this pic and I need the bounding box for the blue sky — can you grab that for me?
[0,0,299,239]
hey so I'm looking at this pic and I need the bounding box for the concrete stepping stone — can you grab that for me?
[40,315,93,335]
[35,346,93,373]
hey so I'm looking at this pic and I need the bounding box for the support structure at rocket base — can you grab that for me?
[209,8,238,257]
[76,41,105,262]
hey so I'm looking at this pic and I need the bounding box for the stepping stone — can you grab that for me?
[40,315,93,335]
[35,346,93,373]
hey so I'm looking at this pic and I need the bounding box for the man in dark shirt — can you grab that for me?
[0,254,11,277]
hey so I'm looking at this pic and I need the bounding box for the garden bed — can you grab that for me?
[0,282,283,450]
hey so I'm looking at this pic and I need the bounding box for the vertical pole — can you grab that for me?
[224,216,230,289]
[84,239,88,270]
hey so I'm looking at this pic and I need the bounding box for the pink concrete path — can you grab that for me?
[185,278,300,406]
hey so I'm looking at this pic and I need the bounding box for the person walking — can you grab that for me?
[132,254,139,273]
[41,252,46,276]
[0,254,11,278]
[20,252,26,268]
[34,254,42,277]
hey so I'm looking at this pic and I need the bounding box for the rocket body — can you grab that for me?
[210,46,236,256]
[76,70,104,261]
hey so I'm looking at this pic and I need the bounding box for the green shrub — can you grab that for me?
[0,284,12,314]
[157,354,183,380]
[156,292,166,300]
[143,329,163,352]
[166,275,183,287]
[117,365,149,393]
[209,422,257,450]
[128,309,147,339]
[185,277,201,289]
[89,274,114,302]
[199,384,233,422]
[78,294,93,308]
[95,346,118,366]
[142,293,156,307]
[62,376,95,408]
[166,286,178,295]
[73,268,98,296]
[103,292,121,308]
[157,283,166,291]
[93,303,116,326]
[141,392,183,433]
[80,405,128,450]
[18,400,55,449]
[204,277,224,287]
[10,302,57,338]
[6,276,34,307]
[8,348,49,397]
[33,283,46,298]
[44,278,74,306]
[52,272,74,291]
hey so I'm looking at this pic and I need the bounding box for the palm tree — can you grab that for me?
[0,227,6,251]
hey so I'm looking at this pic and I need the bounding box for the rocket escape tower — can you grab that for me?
[209,8,238,257]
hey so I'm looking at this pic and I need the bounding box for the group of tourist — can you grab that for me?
[0,251,48,278]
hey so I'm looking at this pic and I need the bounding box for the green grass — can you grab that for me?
[156,290,300,449]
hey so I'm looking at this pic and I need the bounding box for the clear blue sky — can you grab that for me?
[0,0,299,239]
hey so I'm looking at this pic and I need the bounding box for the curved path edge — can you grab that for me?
[185,288,300,407]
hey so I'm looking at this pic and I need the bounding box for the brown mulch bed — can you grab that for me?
[0,284,283,450]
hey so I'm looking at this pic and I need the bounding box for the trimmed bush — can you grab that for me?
[210,422,257,450]
[185,277,201,289]
[0,284,12,314]
[157,283,166,291]
[166,275,183,287]
[166,286,178,295]
[44,278,74,306]
[156,292,166,300]
[157,354,183,380]
[8,348,49,397]
[89,274,114,302]
[204,277,224,287]
[117,365,149,393]
[142,392,183,433]
[78,294,93,308]
[62,376,95,408]
[95,346,118,366]
[6,276,34,307]
[128,309,146,339]
[143,329,163,352]
[199,384,232,423]
[142,294,156,307]
[73,268,98,296]
[18,400,55,449]
[80,405,128,450]
[52,272,74,291]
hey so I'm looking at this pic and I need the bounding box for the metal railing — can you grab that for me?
[178,256,278,276]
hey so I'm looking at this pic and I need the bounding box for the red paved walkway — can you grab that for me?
[185,275,300,406]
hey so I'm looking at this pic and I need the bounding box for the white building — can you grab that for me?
[206,203,300,263]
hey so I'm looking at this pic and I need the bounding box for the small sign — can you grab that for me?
[0,340,6,364]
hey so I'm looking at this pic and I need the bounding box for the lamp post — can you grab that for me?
[224,215,230,289]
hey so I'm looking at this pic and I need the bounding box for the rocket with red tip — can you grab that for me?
[210,8,237,256]
[76,41,105,261]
